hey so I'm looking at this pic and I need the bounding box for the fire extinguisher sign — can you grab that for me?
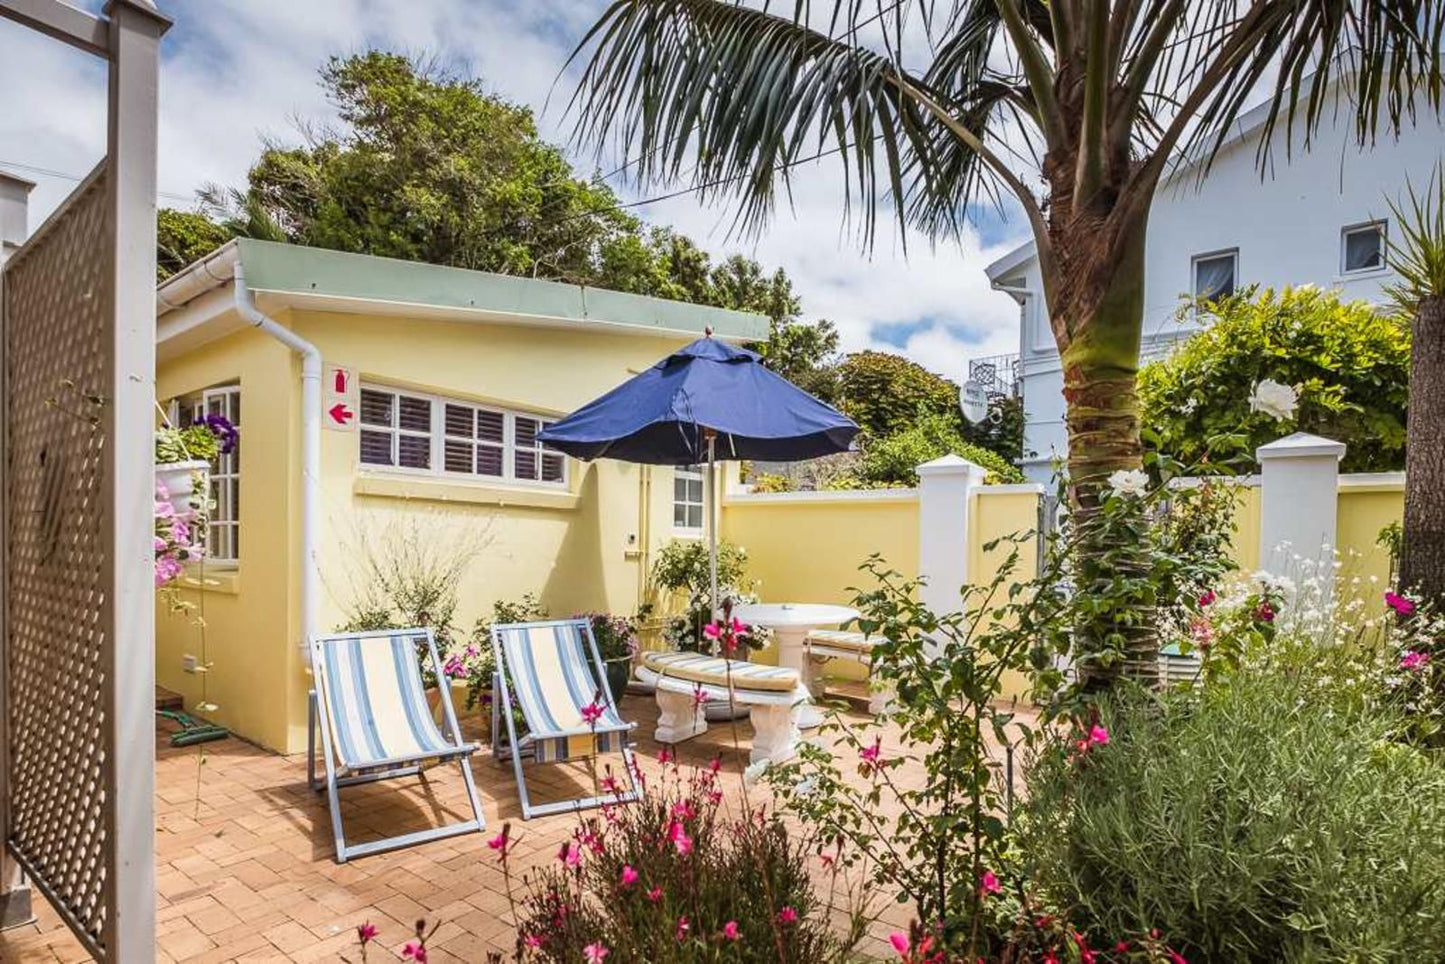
[324,364,358,431]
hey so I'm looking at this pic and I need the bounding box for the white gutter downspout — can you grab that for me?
[233,264,321,649]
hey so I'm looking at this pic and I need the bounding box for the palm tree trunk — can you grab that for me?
[1399,294,1445,609]
[1055,223,1159,689]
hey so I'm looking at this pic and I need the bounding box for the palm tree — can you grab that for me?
[1389,166,1445,611]
[567,0,1442,686]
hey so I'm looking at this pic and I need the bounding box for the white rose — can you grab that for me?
[1107,468,1150,498]
[1248,379,1299,421]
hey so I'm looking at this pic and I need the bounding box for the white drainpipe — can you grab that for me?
[233,264,321,648]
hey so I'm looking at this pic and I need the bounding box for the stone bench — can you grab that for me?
[635,651,808,764]
[804,629,894,715]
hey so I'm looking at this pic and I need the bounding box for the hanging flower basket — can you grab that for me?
[156,459,211,515]
[153,414,237,588]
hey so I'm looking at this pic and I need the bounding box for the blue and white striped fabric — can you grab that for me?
[317,633,453,772]
[494,621,631,764]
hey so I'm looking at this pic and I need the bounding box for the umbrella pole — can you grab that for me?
[707,432,719,623]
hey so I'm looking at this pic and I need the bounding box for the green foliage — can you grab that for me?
[514,760,861,961]
[650,539,750,599]
[963,392,1026,465]
[856,411,1024,486]
[768,551,1044,958]
[1017,669,1445,962]
[831,351,962,439]
[154,423,222,464]
[156,209,234,281]
[1139,287,1411,473]
[1386,163,1445,310]
[459,593,550,711]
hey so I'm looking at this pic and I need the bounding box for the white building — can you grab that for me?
[986,98,1445,484]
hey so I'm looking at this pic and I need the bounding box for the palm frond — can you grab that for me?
[566,0,1028,247]
[1386,163,1445,314]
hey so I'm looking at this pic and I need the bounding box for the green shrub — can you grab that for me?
[1017,668,1445,962]
[856,411,1023,486]
[512,757,861,961]
[1139,287,1410,473]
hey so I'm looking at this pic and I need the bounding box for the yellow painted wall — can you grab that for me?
[156,327,298,752]
[972,489,1043,700]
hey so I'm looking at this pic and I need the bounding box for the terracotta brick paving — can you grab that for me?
[0,695,1028,962]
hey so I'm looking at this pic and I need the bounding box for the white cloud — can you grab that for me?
[0,0,1028,381]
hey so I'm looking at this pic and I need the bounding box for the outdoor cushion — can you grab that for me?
[806,629,877,654]
[642,651,799,693]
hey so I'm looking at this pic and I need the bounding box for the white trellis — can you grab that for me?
[0,1,169,959]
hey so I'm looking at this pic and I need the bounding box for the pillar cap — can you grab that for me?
[1256,431,1347,463]
[915,453,988,479]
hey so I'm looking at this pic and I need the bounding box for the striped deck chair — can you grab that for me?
[490,619,639,819]
[307,628,485,863]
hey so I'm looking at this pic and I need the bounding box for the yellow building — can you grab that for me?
[156,240,768,753]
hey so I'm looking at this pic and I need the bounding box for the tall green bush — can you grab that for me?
[1017,669,1445,961]
[857,411,1024,486]
[1139,287,1410,472]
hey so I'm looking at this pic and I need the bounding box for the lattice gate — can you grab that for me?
[0,2,169,959]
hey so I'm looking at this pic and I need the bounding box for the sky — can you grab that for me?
[0,0,1030,382]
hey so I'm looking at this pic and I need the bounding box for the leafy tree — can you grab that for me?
[1139,288,1410,474]
[831,350,962,439]
[857,411,1023,486]
[567,0,1443,688]
[1388,166,1445,609]
[156,209,234,281]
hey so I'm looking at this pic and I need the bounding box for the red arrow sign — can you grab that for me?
[328,403,354,425]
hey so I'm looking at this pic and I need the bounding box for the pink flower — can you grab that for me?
[523,934,543,949]
[584,941,609,963]
[721,920,740,941]
[1168,951,1187,964]
[580,700,605,725]
[691,684,708,708]
[1087,724,1109,748]
[560,842,582,868]
[646,886,663,902]
[619,865,638,888]
[401,943,427,962]
[1189,616,1215,648]
[978,869,1001,896]
[667,820,693,855]
[671,800,695,820]
[776,906,798,925]
[1401,650,1431,672]
[1198,589,1217,607]
[356,922,378,944]
[889,932,910,955]
[658,747,672,765]
[443,654,466,678]
[707,787,723,805]
[1254,602,1276,623]
[486,830,510,859]
[1115,941,1130,953]
[1386,591,1416,616]
[601,774,620,794]
[675,916,690,942]
[708,757,722,774]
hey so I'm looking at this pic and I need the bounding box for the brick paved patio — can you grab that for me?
[0,694,1027,963]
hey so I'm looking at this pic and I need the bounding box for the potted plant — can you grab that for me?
[155,412,237,515]
[574,612,641,702]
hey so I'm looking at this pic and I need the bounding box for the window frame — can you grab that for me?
[673,464,706,534]
[173,384,241,568]
[357,382,568,490]
[1191,248,1239,303]
[1340,220,1388,276]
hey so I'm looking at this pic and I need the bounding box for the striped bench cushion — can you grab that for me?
[642,651,799,693]
[806,629,876,655]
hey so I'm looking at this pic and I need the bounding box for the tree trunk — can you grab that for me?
[1399,294,1445,609]
[1054,219,1159,690]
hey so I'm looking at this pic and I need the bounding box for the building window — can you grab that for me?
[177,385,241,565]
[674,465,705,530]
[359,384,566,487]
[1341,221,1386,274]
[1192,250,1238,301]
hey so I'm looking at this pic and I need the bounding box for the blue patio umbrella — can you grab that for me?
[539,333,858,611]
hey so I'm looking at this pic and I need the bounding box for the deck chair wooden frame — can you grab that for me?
[307,627,485,862]
[490,618,639,819]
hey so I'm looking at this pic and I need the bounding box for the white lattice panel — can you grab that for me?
[3,170,112,954]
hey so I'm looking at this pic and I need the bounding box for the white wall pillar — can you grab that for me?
[1257,432,1345,581]
[917,455,987,621]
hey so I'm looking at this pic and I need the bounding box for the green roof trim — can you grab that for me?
[234,239,769,340]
